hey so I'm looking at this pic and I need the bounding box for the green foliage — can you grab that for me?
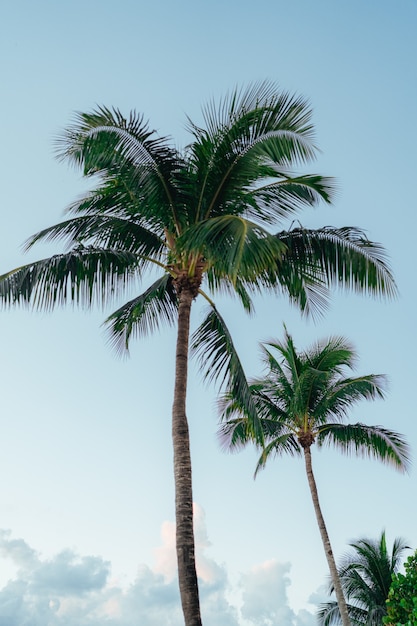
[318,531,410,626]
[220,326,410,476]
[0,82,399,440]
[384,551,417,626]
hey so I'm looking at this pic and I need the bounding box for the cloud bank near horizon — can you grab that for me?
[0,507,317,625]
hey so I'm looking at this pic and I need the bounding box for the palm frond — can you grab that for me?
[314,375,387,423]
[317,600,342,626]
[249,173,336,223]
[61,173,176,236]
[264,327,304,383]
[55,106,186,234]
[182,215,286,282]
[0,248,138,310]
[305,335,356,371]
[218,416,299,468]
[271,258,331,318]
[317,423,410,472]
[218,417,257,451]
[276,226,397,299]
[191,305,263,442]
[24,215,166,264]
[103,273,178,356]
[318,531,410,626]
[187,82,322,223]
[317,600,368,626]
[251,432,301,477]
[199,279,255,314]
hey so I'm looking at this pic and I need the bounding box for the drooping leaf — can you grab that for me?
[317,423,410,472]
[0,248,138,310]
[104,273,178,355]
[191,305,263,442]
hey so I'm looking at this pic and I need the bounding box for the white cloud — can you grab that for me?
[0,508,317,625]
[153,520,177,582]
[239,559,318,626]
[0,530,37,570]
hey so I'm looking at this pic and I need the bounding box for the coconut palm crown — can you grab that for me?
[0,82,398,626]
[219,328,409,626]
[318,531,410,626]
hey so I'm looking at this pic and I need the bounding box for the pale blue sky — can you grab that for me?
[0,1,416,624]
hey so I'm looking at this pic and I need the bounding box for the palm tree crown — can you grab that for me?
[0,84,395,341]
[0,83,399,626]
[318,531,410,626]
[220,328,408,473]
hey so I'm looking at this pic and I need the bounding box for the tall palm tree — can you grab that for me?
[219,329,409,626]
[318,531,410,626]
[0,83,397,626]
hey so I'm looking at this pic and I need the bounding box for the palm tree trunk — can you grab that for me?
[172,286,202,626]
[303,447,351,626]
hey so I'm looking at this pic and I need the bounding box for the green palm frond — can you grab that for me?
[187,82,323,223]
[257,347,294,395]
[318,601,369,626]
[218,418,256,451]
[253,432,301,476]
[202,81,316,163]
[62,173,176,236]
[199,278,255,314]
[314,375,387,423]
[317,423,410,472]
[305,335,356,372]
[250,386,291,423]
[317,601,343,626]
[340,534,408,600]
[24,215,166,263]
[191,305,263,441]
[249,174,336,223]
[264,327,304,384]
[57,106,173,174]
[318,531,410,626]
[272,260,331,317]
[184,215,286,282]
[103,274,178,355]
[56,107,186,234]
[63,178,140,218]
[276,226,397,299]
[218,415,299,464]
[0,248,138,310]
[261,223,397,317]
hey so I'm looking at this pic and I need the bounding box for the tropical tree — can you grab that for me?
[318,531,410,625]
[384,549,417,626]
[219,329,409,626]
[0,83,397,626]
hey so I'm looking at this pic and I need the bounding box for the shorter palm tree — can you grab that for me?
[219,328,410,626]
[317,531,410,626]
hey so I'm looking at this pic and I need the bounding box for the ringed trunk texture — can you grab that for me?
[303,447,351,626]
[172,286,202,626]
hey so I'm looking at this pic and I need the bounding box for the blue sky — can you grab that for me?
[0,1,416,624]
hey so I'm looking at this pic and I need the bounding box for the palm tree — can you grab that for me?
[317,531,410,626]
[0,83,397,626]
[219,329,409,626]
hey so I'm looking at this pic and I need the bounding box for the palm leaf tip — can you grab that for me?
[103,274,178,357]
[319,423,411,474]
[277,226,397,304]
[217,417,253,452]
